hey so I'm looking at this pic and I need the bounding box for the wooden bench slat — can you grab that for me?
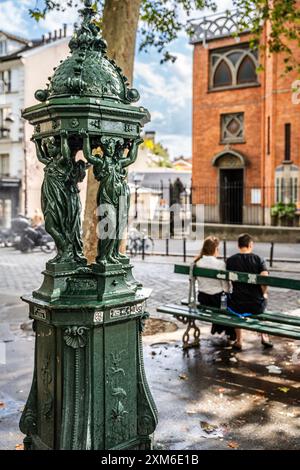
[180,299,300,327]
[175,264,300,291]
[159,264,300,344]
[157,304,300,340]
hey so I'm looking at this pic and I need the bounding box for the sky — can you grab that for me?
[0,0,233,159]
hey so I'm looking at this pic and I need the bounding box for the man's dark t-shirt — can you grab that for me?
[226,253,268,314]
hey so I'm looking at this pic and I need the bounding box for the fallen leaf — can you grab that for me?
[179,374,188,380]
[0,402,5,408]
[200,421,217,433]
[228,441,239,449]
[278,387,290,393]
[200,421,224,438]
[15,444,24,451]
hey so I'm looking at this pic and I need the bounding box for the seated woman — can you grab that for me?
[195,236,236,342]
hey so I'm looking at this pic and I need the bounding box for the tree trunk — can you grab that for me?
[83,0,142,263]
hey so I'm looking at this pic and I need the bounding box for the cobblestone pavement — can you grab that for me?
[1,248,300,450]
[1,248,300,314]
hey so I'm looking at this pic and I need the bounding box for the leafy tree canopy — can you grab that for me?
[29,0,300,70]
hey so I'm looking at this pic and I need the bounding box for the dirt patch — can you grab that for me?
[143,318,177,336]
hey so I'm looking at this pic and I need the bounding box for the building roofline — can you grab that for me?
[0,37,69,64]
[0,30,30,45]
[21,37,69,58]
[188,9,256,45]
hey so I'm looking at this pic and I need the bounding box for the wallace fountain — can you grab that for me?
[19,0,158,450]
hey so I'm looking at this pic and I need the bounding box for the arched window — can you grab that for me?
[213,60,232,88]
[210,45,259,90]
[237,56,257,84]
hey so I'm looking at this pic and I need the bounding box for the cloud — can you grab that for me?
[0,0,31,35]
[134,50,192,158]
[0,0,79,38]
[157,133,192,159]
[150,111,165,123]
[135,52,192,109]
[37,5,79,34]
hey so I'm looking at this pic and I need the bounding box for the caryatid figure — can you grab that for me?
[34,131,87,264]
[82,131,142,264]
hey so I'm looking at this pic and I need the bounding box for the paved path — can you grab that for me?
[1,247,300,314]
[0,248,300,450]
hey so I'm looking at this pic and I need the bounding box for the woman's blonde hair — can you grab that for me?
[195,236,220,262]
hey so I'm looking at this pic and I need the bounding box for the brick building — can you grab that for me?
[191,9,300,225]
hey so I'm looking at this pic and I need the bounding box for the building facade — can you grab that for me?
[191,9,300,225]
[0,29,69,227]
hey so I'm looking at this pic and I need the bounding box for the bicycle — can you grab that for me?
[127,228,154,256]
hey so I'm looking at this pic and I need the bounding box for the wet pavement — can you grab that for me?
[0,248,300,450]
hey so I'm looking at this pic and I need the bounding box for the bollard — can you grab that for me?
[270,241,274,268]
[166,238,169,256]
[142,238,145,261]
[223,239,227,261]
[183,237,187,263]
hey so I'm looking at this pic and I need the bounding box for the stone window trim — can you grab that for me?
[220,112,245,144]
[275,164,299,204]
[0,70,11,94]
[0,107,12,139]
[210,47,259,90]
[208,82,260,93]
[0,153,9,177]
[0,39,7,57]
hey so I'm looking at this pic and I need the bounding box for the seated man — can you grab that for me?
[226,233,273,351]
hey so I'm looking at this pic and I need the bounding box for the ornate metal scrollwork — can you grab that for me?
[189,10,253,44]
[63,326,89,348]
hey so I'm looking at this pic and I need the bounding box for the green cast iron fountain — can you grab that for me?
[19,0,157,450]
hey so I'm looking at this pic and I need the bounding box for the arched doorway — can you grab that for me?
[212,151,246,224]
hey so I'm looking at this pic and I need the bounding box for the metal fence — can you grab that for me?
[132,182,300,227]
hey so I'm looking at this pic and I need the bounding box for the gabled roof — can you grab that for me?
[0,41,43,63]
[0,28,69,64]
[0,30,37,64]
[0,30,30,45]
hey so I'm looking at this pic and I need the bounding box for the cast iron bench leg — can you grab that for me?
[177,315,201,349]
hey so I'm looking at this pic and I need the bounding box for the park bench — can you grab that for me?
[157,264,300,349]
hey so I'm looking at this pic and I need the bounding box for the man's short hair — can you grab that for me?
[238,233,253,248]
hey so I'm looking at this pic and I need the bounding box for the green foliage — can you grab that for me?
[28,0,300,71]
[139,0,217,63]
[152,142,172,168]
[29,1,80,21]
[271,202,297,219]
[143,138,172,167]
[232,0,300,75]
